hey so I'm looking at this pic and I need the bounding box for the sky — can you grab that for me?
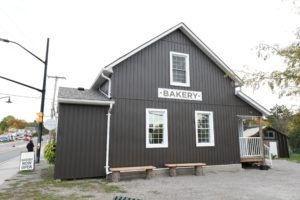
[0,0,300,122]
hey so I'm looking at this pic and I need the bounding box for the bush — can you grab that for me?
[44,142,56,164]
[289,126,300,153]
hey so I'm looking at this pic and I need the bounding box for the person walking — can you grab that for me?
[26,140,34,152]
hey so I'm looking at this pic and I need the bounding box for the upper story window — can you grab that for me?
[195,111,215,147]
[170,52,190,87]
[264,130,275,139]
[146,108,168,148]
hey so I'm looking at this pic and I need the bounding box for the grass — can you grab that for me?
[0,162,126,200]
[18,170,36,174]
[286,153,300,163]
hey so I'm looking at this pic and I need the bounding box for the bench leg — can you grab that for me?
[111,171,120,182]
[194,166,204,176]
[146,169,154,179]
[169,167,177,177]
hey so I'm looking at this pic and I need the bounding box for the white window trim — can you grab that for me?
[146,108,168,148]
[170,51,190,87]
[195,111,215,147]
[264,130,275,139]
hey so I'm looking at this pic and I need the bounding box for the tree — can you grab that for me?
[267,105,293,134]
[288,112,300,152]
[242,28,300,97]
[0,115,27,134]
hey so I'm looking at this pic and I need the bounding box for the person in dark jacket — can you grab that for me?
[26,140,34,152]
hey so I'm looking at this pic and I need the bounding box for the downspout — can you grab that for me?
[100,70,112,98]
[105,103,113,175]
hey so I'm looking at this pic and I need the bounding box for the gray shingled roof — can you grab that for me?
[58,87,110,101]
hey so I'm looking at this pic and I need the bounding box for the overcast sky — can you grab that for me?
[0,0,300,122]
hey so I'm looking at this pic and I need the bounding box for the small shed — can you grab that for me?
[243,126,289,158]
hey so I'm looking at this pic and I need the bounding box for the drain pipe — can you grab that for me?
[100,70,112,98]
[105,103,114,175]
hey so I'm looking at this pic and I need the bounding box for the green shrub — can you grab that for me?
[44,142,56,164]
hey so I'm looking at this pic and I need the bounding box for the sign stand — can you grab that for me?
[19,152,35,171]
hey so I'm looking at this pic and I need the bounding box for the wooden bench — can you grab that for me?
[165,163,206,177]
[110,166,156,182]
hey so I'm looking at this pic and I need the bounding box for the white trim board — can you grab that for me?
[58,98,114,106]
[235,91,271,116]
[91,23,243,89]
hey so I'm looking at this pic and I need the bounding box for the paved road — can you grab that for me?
[0,147,26,163]
[0,136,46,164]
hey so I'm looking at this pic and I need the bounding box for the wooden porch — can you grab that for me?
[239,137,272,166]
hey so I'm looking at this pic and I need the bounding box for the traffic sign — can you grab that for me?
[44,119,57,131]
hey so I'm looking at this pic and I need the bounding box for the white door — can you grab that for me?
[269,142,278,157]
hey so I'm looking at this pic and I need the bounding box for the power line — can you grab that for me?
[0,92,52,100]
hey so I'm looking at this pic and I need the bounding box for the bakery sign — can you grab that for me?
[158,88,202,101]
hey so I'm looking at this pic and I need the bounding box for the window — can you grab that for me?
[146,108,168,148]
[170,52,190,87]
[195,111,214,147]
[264,130,275,139]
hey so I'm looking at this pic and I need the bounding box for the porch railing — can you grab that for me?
[239,137,263,157]
[264,144,272,166]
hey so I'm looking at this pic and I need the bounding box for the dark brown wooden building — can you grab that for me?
[54,23,270,179]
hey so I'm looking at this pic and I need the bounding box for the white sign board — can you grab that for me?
[44,119,57,131]
[158,88,202,101]
[19,152,35,171]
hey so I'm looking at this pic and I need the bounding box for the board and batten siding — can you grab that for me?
[55,104,108,179]
[107,29,262,168]
[262,128,289,158]
[277,132,289,158]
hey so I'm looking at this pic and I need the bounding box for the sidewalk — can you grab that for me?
[0,156,20,185]
[0,143,45,186]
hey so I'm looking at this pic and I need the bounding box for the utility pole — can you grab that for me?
[47,75,66,142]
[0,37,49,163]
[48,75,66,119]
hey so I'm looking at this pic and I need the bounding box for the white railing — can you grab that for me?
[239,137,263,157]
[264,144,272,167]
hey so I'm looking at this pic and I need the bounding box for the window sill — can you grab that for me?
[196,143,215,147]
[146,144,168,148]
[170,82,190,87]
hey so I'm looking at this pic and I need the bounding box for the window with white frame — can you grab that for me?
[146,108,168,148]
[170,51,190,87]
[264,130,275,139]
[195,111,214,147]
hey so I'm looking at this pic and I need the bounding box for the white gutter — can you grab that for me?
[100,69,112,98]
[105,103,114,175]
[58,98,114,106]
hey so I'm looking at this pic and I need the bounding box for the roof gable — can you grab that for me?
[243,126,287,137]
[91,23,243,90]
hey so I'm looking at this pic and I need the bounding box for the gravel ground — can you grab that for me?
[114,160,300,200]
[1,159,299,200]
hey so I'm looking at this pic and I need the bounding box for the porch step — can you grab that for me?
[240,156,263,163]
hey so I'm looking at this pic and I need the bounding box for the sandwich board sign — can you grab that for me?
[19,152,35,171]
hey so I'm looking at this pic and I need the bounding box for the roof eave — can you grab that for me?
[58,98,114,106]
[236,91,271,117]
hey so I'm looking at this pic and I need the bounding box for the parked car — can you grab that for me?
[0,136,10,142]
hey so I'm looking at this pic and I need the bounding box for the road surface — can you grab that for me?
[0,137,46,164]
